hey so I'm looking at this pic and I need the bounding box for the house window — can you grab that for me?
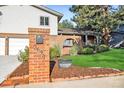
[63,39,73,47]
[40,16,49,26]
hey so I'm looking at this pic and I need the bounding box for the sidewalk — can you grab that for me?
[5,75,124,88]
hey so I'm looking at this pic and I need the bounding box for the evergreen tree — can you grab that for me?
[69,5,116,45]
[58,19,74,29]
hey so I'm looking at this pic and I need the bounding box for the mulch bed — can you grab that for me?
[1,60,124,87]
[51,66,124,79]
[2,61,124,86]
[8,62,124,79]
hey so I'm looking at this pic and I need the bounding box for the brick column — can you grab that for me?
[28,28,50,83]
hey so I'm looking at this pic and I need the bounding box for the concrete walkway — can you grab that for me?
[6,75,124,88]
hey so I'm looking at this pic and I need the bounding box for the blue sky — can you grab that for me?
[47,5,73,22]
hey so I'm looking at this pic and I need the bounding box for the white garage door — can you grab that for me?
[0,38,5,55]
[9,38,29,55]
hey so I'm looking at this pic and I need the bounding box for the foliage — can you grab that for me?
[83,44,97,51]
[77,46,83,54]
[112,5,124,27]
[63,49,124,70]
[18,46,29,62]
[70,5,113,30]
[97,44,109,53]
[82,47,94,54]
[58,19,74,29]
[69,44,78,56]
[50,44,61,60]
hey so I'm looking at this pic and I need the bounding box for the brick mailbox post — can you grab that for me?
[28,28,50,83]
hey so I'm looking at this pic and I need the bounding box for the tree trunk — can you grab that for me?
[102,27,111,45]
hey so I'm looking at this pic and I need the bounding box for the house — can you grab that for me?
[0,5,101,56]
[110,24,124,47]
[0,5,63,55]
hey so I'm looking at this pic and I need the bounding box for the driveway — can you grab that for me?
[0,55,21,84]
[6,75,124,88]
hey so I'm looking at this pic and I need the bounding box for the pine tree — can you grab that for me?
[69,5,115,45]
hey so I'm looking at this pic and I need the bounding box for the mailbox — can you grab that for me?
[36,35,43,44]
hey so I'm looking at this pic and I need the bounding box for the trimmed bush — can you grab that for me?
[69,44,78,56]
[82,47,94,54]
[18,46,29,62]
[97,44,109,53]
[50,44,61,60]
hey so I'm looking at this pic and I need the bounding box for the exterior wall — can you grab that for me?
[28,28,50,83]
[0,38,5,55]
[50,35,82,55]
[0,5,58,35]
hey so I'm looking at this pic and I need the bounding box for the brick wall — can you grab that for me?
[28,28,50,83]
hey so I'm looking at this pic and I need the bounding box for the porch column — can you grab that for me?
[85,35,88,45]
[5,37,9,56]
[96,36,99,45]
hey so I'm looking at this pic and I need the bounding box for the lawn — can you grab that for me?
[63,49,124,70]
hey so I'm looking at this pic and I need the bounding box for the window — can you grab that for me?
[63,39,73,47]
[40,16,49,26]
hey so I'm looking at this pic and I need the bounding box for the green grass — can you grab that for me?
[63,49,124,70]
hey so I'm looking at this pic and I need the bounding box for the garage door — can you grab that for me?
[9,38,29,55]
[0,38,5,55]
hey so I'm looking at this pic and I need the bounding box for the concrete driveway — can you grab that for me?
[5,75,124,88]
[0,55,21,83]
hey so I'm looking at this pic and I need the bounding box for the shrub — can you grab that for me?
[50,44,61,60]
[69,44,78,56]
[97,44,109,53]
[83,44,97,51]
[18,46,29,62]
[82,47,94,54]
[77,46,83,54]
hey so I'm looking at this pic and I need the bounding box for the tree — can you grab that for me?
[69,5,116,45]
[112,5,124,26]
[58,19,74,29]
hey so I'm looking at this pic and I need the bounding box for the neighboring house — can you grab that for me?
[110,24,124,47]
[0,5,63,55]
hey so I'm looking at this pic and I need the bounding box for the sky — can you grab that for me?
[47,5,74,22]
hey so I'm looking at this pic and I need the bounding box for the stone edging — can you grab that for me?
[51,72,124,82]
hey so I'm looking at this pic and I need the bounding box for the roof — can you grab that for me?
[0,5,63,21]
[32,5,63,21]
[58,28,102,36]
[111,31,124,34]
[58,28,81,35]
